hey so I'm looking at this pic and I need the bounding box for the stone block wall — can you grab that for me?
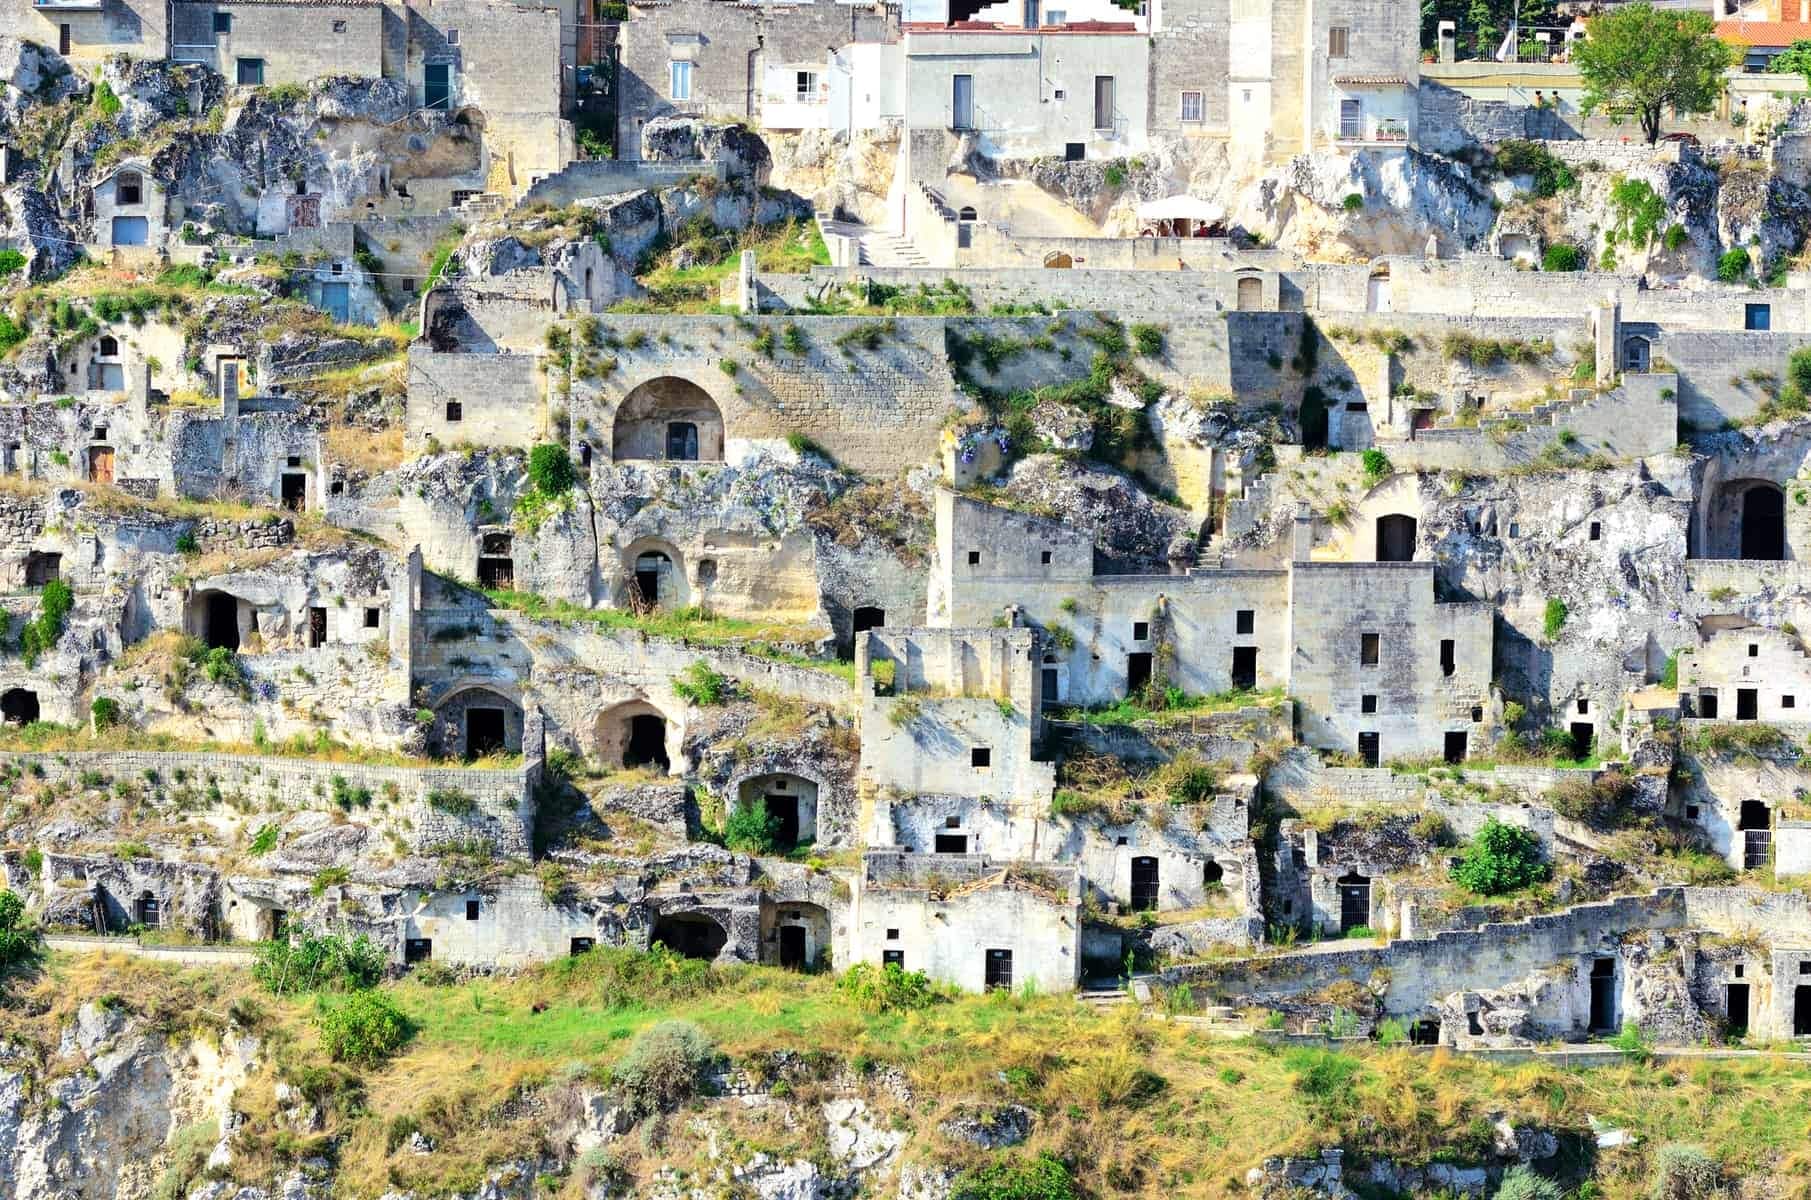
[170,2,384,88]
[405,347,546,452]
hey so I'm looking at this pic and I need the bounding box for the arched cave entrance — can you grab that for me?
[1,688,40,726]
[652,912,727,960]
[196,590,243,651]
[1375,514,1417,563]
[596,700,674,772]
[1741,485,1786,561]
[612,378,725,462]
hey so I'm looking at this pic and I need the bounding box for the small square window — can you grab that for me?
[1236,610,1254,635]
[1800,961,1811,975]
[886,928,900,939]
[93,426,107,441]
[287,455,302,468]
[1361,694,1377,714]
[1686,804,1701,820]
[330,261,344,276]
[1040,550,1052,564]
[945,816,960,829]
[465,899,479,921]
[1116,835,1128,846]
[1471,706,1483,722]
[967,550,980,565]
[1589,521,1601,540]
[329,479,344,496]
[1133,621,1149,641]
[1509,523,1520,538]
[1578,699,1589,715]
[971,747,991,768]
[1360,632,1380,666]
[236,57,264,86]
[364,607,380,628]
[213,11,231,33]
[446,28,460,45]
[1734,964,1744,978]
[332,19,347,32]
[1749,644,1760,657]
[446,401,463,422]
[1329,25,1349,57]
[1180,90,1203,123]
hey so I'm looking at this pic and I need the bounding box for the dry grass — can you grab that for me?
[325,421,405,474]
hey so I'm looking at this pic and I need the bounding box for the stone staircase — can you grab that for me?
[818,213,933,268]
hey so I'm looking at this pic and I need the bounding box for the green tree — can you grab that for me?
[1573,4,1735,144]
[1451,818,1551,896]
[1770,39,1811,86]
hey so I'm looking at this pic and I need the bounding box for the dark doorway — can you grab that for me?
[1740,799,1771,870]
[1,689,39,726]
[1737,688,1758,721]
[984,948,1013,990]
[281,473,307,511]
[1231,646,1258,691]
[852,606,885,634]
[59,23,71,55]
[1590,958,1616,1033]
[405,938,433,963]
[766,794,800,849]
[1568,722,1594,760]
[204,592,240,651]
[570,937,595,955]
[1443,731,1467,765]
[633,551,671,608]
[1376,514,1417,562]
[467,708,506,758]
[652,913,727,960]
[883,949,905,968]
[624,714,669,770]
[1698,690,1720,719]
[1338,873,1370,933]
[270,909,288,940]
[478,533,514,590]
[1041,668,1058,704]
[1439,638,1455,677]
[778,925,807,969]
[1741,485,1786,560]
[1357,731,1380,767]
[1126,652,1153,695]
[1410,1019,1441,1045]
[1203,860,1223,887]
[1727,982,1750,1037]
[424,62,451,110]
[1130,856,1159,911]
[136,892,161,928]
[309,606,327,649]
[934,833,968,854]
[1796,986,1811,1036]
[25,552,60,587]
[666,421,700,461]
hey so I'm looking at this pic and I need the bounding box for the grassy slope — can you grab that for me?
[6,951,1811,1199]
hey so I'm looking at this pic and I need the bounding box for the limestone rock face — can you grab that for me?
[641,117,773,187]
[999,454,1195,572]
[1236,148,1496,260]
[768,128,900,225]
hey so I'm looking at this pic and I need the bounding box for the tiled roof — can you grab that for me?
[1714,19,1811,46]
[1333,74,1412,86]
[903,19,1139,33]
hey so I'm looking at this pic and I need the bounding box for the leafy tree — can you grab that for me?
[1542,244,1584,273]
[315,989,411,1065]
[0,890,40,970]
[1573,5,1735,144]
[609,1020,718,1117]
[1771,39,1811,86]
[1451,818,1551,895]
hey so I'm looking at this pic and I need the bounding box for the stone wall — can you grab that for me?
[522,160,725,207]
[9,750,540,856]
[169,2,384,88]
[405,347,546,452]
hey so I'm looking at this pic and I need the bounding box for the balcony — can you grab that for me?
[1337,118,1410,146]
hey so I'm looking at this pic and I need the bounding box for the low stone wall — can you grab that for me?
[10,750,540,857]
[42,934,259,966]
[520,160,724,208]
[1045,705,1288,767]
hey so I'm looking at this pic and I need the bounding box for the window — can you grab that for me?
[1064,141,1084,161]
[1749,643,1759,657]
[883,949,905,967]
[1040,550,1052,564]
[237,58,265,86]
[1787,695,1798,709]
[446,28,460,44]
[330,261,344,276]
[1047,8,1065,22]
[97,335,119,357]
[1746,303,1771,331]
[794,70,819,101]
[364,607,380,628]
[465,899,480,921]
[669,60,693,101]
[446,401,462,422]
[1236,610,1254,635]
[1578,699,1590,714]
[1132,621,1149,641]
[332,19,347,33]
[1360,633,1380,666]
[967,550,980,565]
[885,928,899,940]
[287,455,302,468]
[1093,76,1115,132]
[1180,91,1204,123]
[1329,25,1350,57]
[1589,521,1601,540]
[952,74,974,130]
[115,172,141,207]
[213,11,231,33]
[1439,638,1455,677]
[93,426,107,442]
[971,747,991,768]
[1361,694,1377,714]
[1024,0,1039,27]
[1339,97,1362,139]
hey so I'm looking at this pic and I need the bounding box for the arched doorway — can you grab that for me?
[1337,872,1371,933]
[1741,485,1786,561]
[852,605,885,634]
[1236,275,1263,311]
[195,590,242,651]
[136,891,161,929]
[612,378,725,462]
[652,912,727,960]
[633,550,675,609]
[1366,267,1391,313]
[772,902,830,970]
[1376,514,1417,562]
[1043,251,1074,269]
[1623,336,1651,373]
[596,701,675,772]
[1739,799,1772,870]
[0,688,39,725]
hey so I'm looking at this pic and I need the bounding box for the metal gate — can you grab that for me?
[1745,828,1772,870]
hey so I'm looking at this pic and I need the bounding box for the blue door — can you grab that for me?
[110,216,148,246]
[320,282,350,323]
[425,64,451,111]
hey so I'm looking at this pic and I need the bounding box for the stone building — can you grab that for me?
[168,0,385,88]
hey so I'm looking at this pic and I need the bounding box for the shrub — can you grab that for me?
[1542,243,1584,272]
[1647,1144,1720,1200]
[1495,140,1576,198]
[1717,248,1750,284]
[1341,192,1364,211]
[201,646,245,688]
[1130,323,1165,356]
[248,824,279,855]
[527,443,577,496]
[1663,223,1688,253]
[1495,1165,1565,1200]
[89,696,121,730]
[672,660,729,706]
[0,249,25,279]
[20,578,73,667]
[174,530,199,554]
[0,890,39,971]
[1156,752,1219,805]
[253,933,387,995]
[1549,770,1633,826]
[722,800,781,854]
[950,1153,1078,1200]
[426,787,476,815]
[316,989,411,1065]
[1609,1019,1652,1063]
[836,961,937,1013]
[1283,1048,1360,1118]
[1450,818,1550,896]
[1542,597,1568,643]
[1360,448,1392,485]
[610,1019,717,1117]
